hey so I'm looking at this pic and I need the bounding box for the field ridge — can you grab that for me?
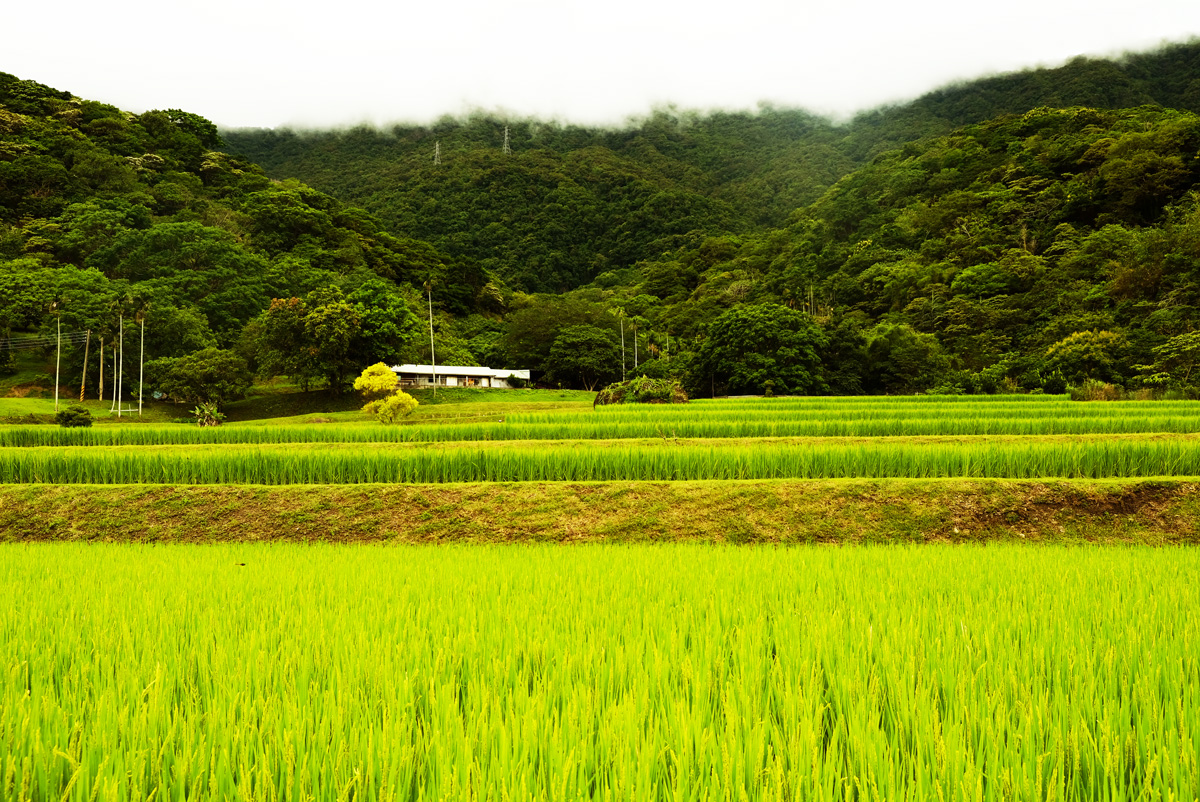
[3,479,1196,544]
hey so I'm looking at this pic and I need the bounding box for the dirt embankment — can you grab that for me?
[1,480,1196,544]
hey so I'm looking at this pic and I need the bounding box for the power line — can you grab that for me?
[0,331,92,351]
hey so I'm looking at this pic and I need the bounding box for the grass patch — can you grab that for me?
[0,396,188,424]
[1,479,1196,544]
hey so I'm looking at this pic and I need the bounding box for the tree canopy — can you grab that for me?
[12,42,1200,398]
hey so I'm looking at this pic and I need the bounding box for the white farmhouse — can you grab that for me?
[390,364,531,389]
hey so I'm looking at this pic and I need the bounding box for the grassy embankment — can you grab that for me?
[2,477,1196,544]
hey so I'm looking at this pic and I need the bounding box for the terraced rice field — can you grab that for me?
[8,396,1200,445]
[4,395,1200,483]
[4,395,1199,800]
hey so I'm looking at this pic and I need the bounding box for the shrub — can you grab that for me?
[192,401,226,426]
[54,406,93,428]
[595,376,688,406]
[1068,380,1125,401]
[1042,369,1068,395]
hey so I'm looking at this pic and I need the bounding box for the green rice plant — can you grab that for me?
[7,394,1200,446]
[0,543,1196,801]
[5,436,1200,483]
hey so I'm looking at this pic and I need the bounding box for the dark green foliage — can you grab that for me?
[1042,370,1068,395]
[223,114,841,293]
[697,305,827,396]
[86,222,274,340]
[594,376,688,406]
[0,71,470,377]
[0,333,13,375]
[865,324,952,394]
[546,325,621,391]
[13,43,1200,398]
[1137,331,1200,392]
[145,347,252,407]
[225,42,1200,296]
[54,405,92,428]
[250,286,420,393]
[500,295,615,374]
[345,279,420,366]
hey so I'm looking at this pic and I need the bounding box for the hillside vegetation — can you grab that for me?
[219,42,1200,398]
[0,71,495,406]
[6,42,1200,402]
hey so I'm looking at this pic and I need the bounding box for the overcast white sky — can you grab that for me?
[7,0,1200,130]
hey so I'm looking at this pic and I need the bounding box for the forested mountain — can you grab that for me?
[225,41,1200,294]
[6,41,1200,401]
[0,71,499,398]
[225,111,852,292]
[840,41,1200,158]
[648,105,1200,394]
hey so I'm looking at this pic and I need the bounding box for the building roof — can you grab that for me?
[391,364,530,379]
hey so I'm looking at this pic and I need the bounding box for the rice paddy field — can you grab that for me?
[4,395,1200,484]
[3,394,1200,800]
[2,543,1197,801]
[11,396,1200,447]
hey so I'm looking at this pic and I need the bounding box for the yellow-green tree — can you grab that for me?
[353,362,398,405]
[374,391,419,423]
[354,363,418,423]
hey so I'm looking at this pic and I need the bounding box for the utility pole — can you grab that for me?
[620,314,625,381]
[611,307,626,381]
[117,315,123,418]
[53,311,61,412]
[138,313,145,416]
[98,337,104,402]
[110,343,117,413]
[426,281,437,397]
[79,330,90,402]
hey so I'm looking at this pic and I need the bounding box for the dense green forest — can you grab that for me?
[0,70,499,403]
[6,41,1200,402]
